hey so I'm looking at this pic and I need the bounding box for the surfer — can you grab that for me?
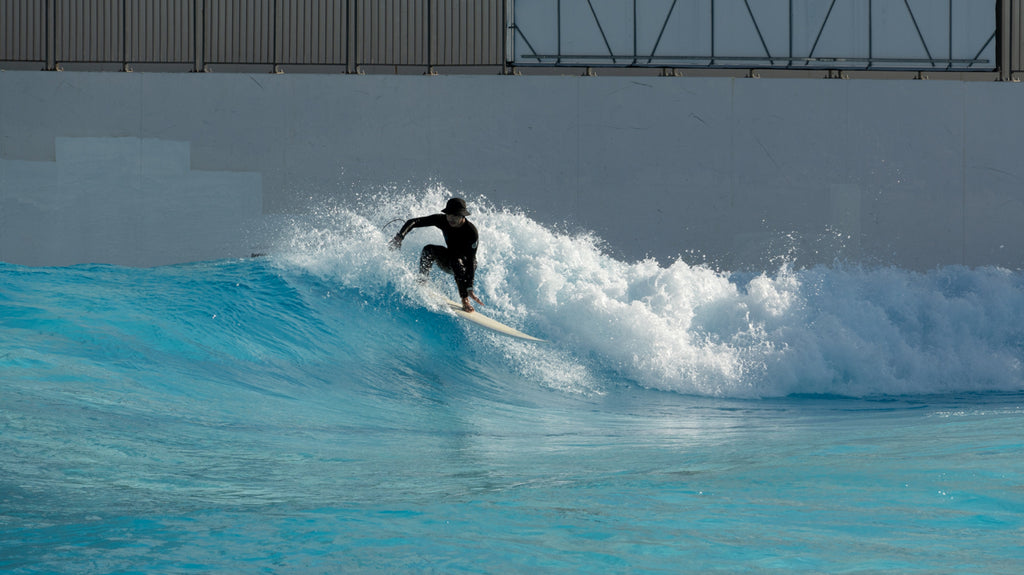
[389,198,485,313]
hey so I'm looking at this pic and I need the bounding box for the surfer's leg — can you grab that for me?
[451,258,472,299]
[419,245,452,277]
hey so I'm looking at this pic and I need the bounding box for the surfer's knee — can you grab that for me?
[419,245,444,275]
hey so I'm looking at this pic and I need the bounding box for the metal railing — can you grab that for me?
[511,0,1007,75]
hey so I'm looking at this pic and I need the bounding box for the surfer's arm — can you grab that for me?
[389,215,442,249]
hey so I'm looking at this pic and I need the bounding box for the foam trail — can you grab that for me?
[273,186,1024,398]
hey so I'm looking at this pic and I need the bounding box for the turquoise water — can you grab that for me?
[2,192,1023,573]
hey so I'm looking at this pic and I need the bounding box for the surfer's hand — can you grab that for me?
[388,234,403,250]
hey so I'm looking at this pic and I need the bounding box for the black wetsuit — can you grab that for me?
[395,214,478,298]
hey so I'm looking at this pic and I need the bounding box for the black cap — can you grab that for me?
[441,198,470,216]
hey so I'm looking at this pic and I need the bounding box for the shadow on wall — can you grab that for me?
[0,137,262,266]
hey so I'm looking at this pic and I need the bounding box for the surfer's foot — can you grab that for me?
[465,292,484,312]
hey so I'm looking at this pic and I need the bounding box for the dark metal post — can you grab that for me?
[868,0,873,69]
[632,0,637,65]
[122,0,127,70]
[556,0,561,64]
[947,0,952,70]
[504,0,511,72]
[999,0,1013,79]
[710,0,715,66]
[789,0,793,67]
[46,0,56,70]
[271,0,277,70]
[193,0,204,71]
[346,0,356,73]
[1015,0,1023,76]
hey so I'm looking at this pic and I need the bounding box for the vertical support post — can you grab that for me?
[789,0,793,67]
[556,0,561,64]
[999,0,1013,79]
[122,0,128,70]
[868,0,873,68]
[193,0,204,71]
[1015,0,1023,77]
[346,0,356,73]
[46,0,56,70]
[632,0,637,65]
[947,0,952,70]
[504,0,512,73]
[710,0,715,66]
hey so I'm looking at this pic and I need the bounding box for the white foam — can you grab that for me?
[275,187,1024,398]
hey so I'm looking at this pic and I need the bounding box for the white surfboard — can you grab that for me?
[440,298,545,342]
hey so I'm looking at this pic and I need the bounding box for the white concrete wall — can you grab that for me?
[0,136,261,266]
[1,70,1022,269]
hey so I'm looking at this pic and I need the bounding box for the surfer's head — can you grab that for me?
[441,198,470,217]
[442,198,470,227]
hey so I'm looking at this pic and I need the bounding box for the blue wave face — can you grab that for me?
[4,189,1023,401]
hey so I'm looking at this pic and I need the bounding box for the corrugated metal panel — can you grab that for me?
[55,0,123,62]
[357,0,428,65]
[354,0,504,66]
[433,0,503,65]
[1015,0,1024,73]
[277,0,347,64]
[5,0,504,68]
[0,0,46,62]
[126,0,194,63]
[205,0,274,63]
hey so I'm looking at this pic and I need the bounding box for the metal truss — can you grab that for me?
[512,0,999,72]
